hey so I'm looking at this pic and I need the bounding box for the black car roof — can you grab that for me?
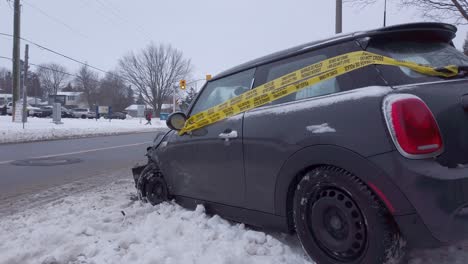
[213,22,457,80]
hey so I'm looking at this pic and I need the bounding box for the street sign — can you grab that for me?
[137,105,145,118]
[98,106,109,114]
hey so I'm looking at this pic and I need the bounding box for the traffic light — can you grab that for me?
[179,80,186,90]
[206,74,212,81]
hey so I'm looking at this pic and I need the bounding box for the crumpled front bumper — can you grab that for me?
[131,165,146,187]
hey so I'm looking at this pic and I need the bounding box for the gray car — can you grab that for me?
[133,23,468,264]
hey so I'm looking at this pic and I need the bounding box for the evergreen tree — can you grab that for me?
[136,92,145,105]
[463,33,468,56]
[180,87,198,111]
[62,82,75,92]
[127,86,135,105]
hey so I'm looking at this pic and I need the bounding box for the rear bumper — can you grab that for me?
[370,151,468,248]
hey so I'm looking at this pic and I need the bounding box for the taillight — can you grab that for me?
[383,94,443,159]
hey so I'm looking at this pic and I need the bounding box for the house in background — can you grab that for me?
[124,103,176,117]
[125,104,152,117]
[48,92,87,108]
[1,93,47,107]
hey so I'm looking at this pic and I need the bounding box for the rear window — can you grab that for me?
[369,40,468,85]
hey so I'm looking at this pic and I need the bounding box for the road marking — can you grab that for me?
[0,141,152,165]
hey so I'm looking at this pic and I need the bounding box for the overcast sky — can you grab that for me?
[1,0,467,85]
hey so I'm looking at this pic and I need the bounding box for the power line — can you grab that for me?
[0,55,80,78]
[0,32,110,75]
[94,0,152,41]
[0,33,133,83]
[30,62,80,78]
[21,0,90,40]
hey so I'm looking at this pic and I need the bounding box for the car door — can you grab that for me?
[161,68,255,207]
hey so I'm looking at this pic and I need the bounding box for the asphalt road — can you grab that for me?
[0,131,163,211]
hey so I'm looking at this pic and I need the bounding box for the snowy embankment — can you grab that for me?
[0,178,311,264]
[0,179,468,264]
[0,116,166,144]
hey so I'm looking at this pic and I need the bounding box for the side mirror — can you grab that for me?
[166,112,187,131]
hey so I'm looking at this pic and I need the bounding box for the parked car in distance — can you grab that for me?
[31,106,72,118]
[132,23,468,264]
[61,107,74,118]
[71,108,94,119]
[103,111,126,120]
[6,102,42,117]
[87,111,97,119]
[32,106,53,118]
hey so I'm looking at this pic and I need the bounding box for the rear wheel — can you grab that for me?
[137,163,169,205]
[293,166,403,264]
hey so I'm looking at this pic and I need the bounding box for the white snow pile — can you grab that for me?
[1,178,468,264]
[306,123,336,134]
[0,116,167,144]
[0,179,311,264]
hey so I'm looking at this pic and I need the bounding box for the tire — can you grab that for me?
[81,115,86,119]
[136,163,169,206]
[293,166,404,264]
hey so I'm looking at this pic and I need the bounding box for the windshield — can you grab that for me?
[369,40,468,83]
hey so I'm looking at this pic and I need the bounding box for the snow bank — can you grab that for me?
[0,116,167,144]
[0,179,311,264]
[1,178,468,264]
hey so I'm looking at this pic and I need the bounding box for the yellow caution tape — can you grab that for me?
[179,51,458,135]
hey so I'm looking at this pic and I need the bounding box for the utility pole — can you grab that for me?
[22,44,29,127]
[383,0,387,27]
[12,0,21,122]
[336,0,343,34]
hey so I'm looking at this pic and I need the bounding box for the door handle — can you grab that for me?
[218,130,238,141]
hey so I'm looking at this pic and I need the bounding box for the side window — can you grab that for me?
[253,41,387,106]
[190,68,255,115]
[265,55,339,104]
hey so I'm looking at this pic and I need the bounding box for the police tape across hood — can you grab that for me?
[179,51,459,135]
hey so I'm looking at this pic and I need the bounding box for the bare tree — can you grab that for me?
[37,63,68,101]
[74,64,100,108]
[98,71,134,111]
[345,0,468,24]
[119,43,192,116]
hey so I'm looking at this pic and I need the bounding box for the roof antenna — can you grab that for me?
[383,0,387,27]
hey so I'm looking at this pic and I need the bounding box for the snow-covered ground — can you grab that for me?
[1,175,468,264]
[0,176,310,264]
[0,116,167,144]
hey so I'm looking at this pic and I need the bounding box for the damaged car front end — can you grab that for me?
[131,130,171,204]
